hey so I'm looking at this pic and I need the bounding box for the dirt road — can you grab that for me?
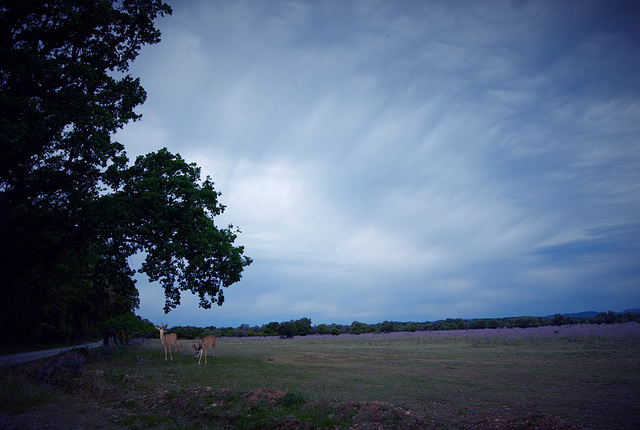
[0,342,102,367]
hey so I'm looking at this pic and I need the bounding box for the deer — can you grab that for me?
[192,334,216,365]
[154,323,181,361]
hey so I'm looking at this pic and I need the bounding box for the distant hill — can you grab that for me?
[543,311,596,318]
[544,308,640,318]
[564,311,598,318]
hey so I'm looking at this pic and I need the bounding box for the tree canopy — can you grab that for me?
[0,0,252,346]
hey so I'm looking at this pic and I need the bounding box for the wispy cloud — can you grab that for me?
[118,0,640,327]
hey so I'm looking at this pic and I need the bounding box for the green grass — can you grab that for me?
[2,333,639,429]
[0,370,58,413]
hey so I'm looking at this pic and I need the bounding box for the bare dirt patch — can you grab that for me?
[242,388,286,404]
[323,400,592,430]
[0,392,593,430]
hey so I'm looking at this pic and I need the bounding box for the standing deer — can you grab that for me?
[154,323,181,361]
[192,334,216,365]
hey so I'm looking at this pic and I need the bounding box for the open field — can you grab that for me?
[1,323,640,429]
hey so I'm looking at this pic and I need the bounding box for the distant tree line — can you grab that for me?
[169,318,314,339]
[162,311,640,339]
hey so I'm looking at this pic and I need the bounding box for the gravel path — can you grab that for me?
[0,341,102,367]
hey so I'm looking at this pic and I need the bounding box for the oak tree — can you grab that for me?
[0,0,251,345]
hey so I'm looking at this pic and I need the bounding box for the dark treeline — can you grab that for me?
[162,311,640,340]
[1,1,250,348]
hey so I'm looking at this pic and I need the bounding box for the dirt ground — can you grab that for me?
[0,386,593,430]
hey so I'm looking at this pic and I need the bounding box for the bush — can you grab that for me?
[104,314,155,344]
[380,321,396,333]
[281,390,306,409]
[592,311,618,324]
[316,324,330,335]
[350,321,366,335]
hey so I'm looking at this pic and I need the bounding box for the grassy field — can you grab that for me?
[1,325,640,429]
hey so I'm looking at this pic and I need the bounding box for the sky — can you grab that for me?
[114,0,640,328]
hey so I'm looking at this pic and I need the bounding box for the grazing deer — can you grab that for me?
[192,334,216,365]
[154,323,181,361]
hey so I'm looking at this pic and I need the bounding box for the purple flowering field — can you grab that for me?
[306,322,640,342]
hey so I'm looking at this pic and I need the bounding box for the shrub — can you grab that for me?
[104,314,155,344]
[316,324,330,335]
[350,321,371,335]
[380,321,396,333]
[281,390,306,409]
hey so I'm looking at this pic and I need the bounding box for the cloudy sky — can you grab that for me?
[115,0,640,328]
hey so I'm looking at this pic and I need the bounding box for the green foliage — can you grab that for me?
[469,319,487,329]
[316,324,330,335]
[169,325,228,340]
[174,318,318,339]
[104,314,155,343]
[276,318,312,337]
[512,316,542,328]
[0,0,251,346]
[294,317,312,336]
[104,314,151,333]
[234,324,251,337]
[593,311,618,324]
[103,148,252,312]
[349,321,368,335]
[615,312,640,323]
[278,321,296,338]
[281,390,307,409]
[485,319,504,329]
[263,322,281,336]
[406,322,419,331]
[552,313,569,326]
[380,320,396,333]
[0,368,58,413]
